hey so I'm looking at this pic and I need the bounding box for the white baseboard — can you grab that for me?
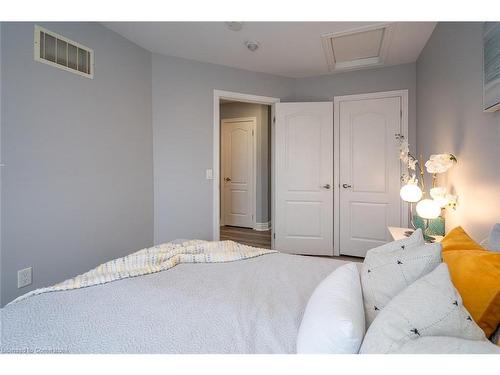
[254,221,271,231]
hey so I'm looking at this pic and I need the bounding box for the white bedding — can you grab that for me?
[1,251,351,354]
[10,240,275,304]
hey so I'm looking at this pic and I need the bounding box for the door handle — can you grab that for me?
[225,177,231,182]
[322,184,331,190]
[342,184,352,188]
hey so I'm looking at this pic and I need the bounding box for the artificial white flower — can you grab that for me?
[408,174,419,185]
[430,187,448,208]
[401,172,410,183]
[425,154,457,174]
[398,139,409,162]
[408,156,417,171]
[400,140,409,155]
[446,194,458,210]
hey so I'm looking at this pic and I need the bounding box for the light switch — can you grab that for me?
[206,169,213,180]
[18,267,32,288]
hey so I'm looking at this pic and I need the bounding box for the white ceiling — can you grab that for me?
[102,22,436,78]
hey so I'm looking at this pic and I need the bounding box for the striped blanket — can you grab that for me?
[10,240,276,304]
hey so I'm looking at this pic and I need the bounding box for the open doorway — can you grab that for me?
[212,90,279,249]
[219,100,272,249]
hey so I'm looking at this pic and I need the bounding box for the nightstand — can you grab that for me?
[388,226,443,243]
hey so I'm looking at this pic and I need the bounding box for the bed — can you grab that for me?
[1,249,352,354]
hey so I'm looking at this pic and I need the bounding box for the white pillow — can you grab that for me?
[360,263,488,354]
[297,263,365,354]
[361,228,442,326]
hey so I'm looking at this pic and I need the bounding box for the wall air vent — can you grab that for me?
[321,24,393,72]
[34,25,94,79]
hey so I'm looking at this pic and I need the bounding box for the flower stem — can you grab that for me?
[419,154,426,193]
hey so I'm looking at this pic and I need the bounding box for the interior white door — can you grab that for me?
[221,118,255,228]
[338,96,402,257]
[274,102,333,255]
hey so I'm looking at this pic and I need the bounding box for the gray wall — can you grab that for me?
[417,22,500,240]
[1,22,153,306]
[152,54,295,244]
[295,63,418,154]
[220,102,270,223]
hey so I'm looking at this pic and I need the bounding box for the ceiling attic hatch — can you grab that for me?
[321,24,394,72]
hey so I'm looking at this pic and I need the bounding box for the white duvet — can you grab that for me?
[1,251,350,353]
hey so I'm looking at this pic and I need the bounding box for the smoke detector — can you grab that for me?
[225,22,243,31]
[244,41,260,52]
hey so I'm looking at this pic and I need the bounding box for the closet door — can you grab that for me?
[337,95,403,257]
[274,102,334,255]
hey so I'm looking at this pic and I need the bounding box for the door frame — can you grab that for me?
[213,90,280,242]
[220,117,257,229]
[333,90,409,256]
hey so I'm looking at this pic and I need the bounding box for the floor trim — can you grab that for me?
[254,221,271,231]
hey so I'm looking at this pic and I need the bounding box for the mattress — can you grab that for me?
[1,252,352,354]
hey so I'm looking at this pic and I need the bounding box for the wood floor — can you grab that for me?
[219,225,362,262]
[220,226,271,249]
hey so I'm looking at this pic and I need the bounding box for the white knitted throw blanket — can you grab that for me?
[11,240,276,304]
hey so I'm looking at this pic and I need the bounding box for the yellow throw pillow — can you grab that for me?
[443,249,500,337]
[441,226,484,252]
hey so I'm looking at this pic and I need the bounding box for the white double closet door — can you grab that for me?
[336,95,403,257]
[274,103,334,255]
[273,93,404,257]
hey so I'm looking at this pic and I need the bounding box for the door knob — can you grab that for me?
[342,184,352,188]
[322,184,331,189]
[225,177,231,182]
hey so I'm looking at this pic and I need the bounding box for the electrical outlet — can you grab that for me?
[17,267,32,288]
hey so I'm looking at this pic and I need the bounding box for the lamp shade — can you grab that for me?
[416,199,441,219]
[400,183,423,203]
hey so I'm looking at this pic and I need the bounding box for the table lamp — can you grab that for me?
[416,199,441,241]
[400,182,423,235]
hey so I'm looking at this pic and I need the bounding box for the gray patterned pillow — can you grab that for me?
[361,228,442,326]
[360,264,490,353]
[390,336,500,354]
